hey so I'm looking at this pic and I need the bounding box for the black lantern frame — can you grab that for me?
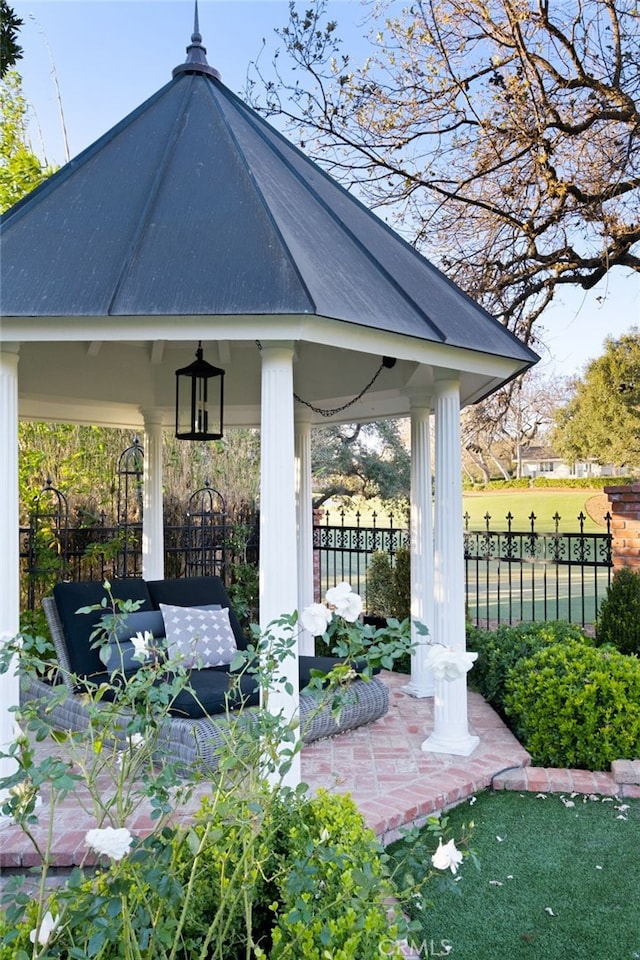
[175,342,225,441]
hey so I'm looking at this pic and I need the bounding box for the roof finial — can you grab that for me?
[194,0,201,39]
[172,0,221,80]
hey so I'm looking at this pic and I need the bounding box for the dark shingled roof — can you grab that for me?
[0,20,537,369]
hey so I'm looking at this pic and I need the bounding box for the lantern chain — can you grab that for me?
[255,341,388,418]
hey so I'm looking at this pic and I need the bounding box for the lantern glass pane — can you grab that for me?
[175,367,223,440]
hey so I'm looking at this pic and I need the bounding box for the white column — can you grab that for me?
[142,411,165,581]
[403,393,435,698]
[260,342,300,785]
[422,371,479,756]
[0,345,21,792]
[295,410,315,656]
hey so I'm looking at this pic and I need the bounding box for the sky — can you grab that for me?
[8,0,640,379]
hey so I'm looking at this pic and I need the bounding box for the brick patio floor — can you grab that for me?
[1,671,634,876]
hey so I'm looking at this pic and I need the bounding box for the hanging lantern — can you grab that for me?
[175,342,225,441]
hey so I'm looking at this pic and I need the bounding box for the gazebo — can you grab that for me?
[0,13,538,784]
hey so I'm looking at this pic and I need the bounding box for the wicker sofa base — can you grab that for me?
[21,674,389,778]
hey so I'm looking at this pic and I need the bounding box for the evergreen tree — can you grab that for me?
[0,1,22,78]
[551,328,640,469]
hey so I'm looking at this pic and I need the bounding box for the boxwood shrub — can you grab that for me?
[503,639,640,770]
[596,567,640,656]
[466,621,590,710]
[1,789,404,960]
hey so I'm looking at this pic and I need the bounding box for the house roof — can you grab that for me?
[0,22,537,373]
[521,445,561,461]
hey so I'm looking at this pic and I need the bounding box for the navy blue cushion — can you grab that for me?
[167,667,259,718]
[53,580,154,679]
[86,666,259,718]
[111,609,166,642]
[104,610,167,673]
[146,577,248,650]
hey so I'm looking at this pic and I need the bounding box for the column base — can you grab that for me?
[402,677,435,699]
[421,731,480,757]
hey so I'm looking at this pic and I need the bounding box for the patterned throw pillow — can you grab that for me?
[159,603,237,668]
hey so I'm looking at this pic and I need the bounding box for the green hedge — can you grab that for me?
[462,476,635,492]
[466,621,590,709]
[595,567,640,656]
[1,789,402,960]
[532,476,634,489]
[504,640,640,770]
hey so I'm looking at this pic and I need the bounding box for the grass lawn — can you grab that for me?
[329,489,610,534]
[389,790,640,960]
[462,489,608,533]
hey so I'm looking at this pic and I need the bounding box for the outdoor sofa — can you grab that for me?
[21,576,389,776]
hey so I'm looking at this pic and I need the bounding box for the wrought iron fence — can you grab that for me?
[313,509,410,603]
[20,479,258,613]
[463,511,613,628]
[314,509,613,628]
[20,486,613,628]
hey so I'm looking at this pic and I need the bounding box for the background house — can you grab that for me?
[520,445,629,480]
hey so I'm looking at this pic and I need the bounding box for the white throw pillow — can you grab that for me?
[159,603,237,668]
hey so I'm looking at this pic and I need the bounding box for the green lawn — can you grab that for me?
[389,790,640,960]
[462,489,608,533]
[332,489,609,534]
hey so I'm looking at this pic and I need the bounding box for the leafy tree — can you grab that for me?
[0,1,22,77]
[250,0,640,343]
[311,419,410,508]
[19,423,261,526]
[163,429,260,520]
[0,70,54,212]
[551,328,640,468]
[18,423,130,524]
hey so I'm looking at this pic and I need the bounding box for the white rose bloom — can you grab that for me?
[130,630,153,661]
[85,826,133,861]
[427,646,477,681]
[29,911,59,946]
[326,582,363,621]
[300,603,333,636]
[431,838,463,874]
[325,582,352,605]
[337,590,363,622]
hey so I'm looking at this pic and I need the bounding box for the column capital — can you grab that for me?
[294,403,314,426]
[259,339,296,357]
[434,368,460,389]
[140,408,167,429]
[406,387,433,410]
[0,342,21,357]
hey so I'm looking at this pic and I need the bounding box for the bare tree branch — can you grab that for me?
[248,0,640,343]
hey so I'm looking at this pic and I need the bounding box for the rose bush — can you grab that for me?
[0,582,472,958]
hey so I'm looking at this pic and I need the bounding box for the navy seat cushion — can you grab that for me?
[112,609,166,642]
[105,609,167,673]
[147,576,248,650]
[88,666,259,718]
[53,580,154,679]
[168,667,260,718]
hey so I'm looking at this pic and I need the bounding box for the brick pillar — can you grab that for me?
[604,483,640,571]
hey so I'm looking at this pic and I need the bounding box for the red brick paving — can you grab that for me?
[1,671,635,873]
